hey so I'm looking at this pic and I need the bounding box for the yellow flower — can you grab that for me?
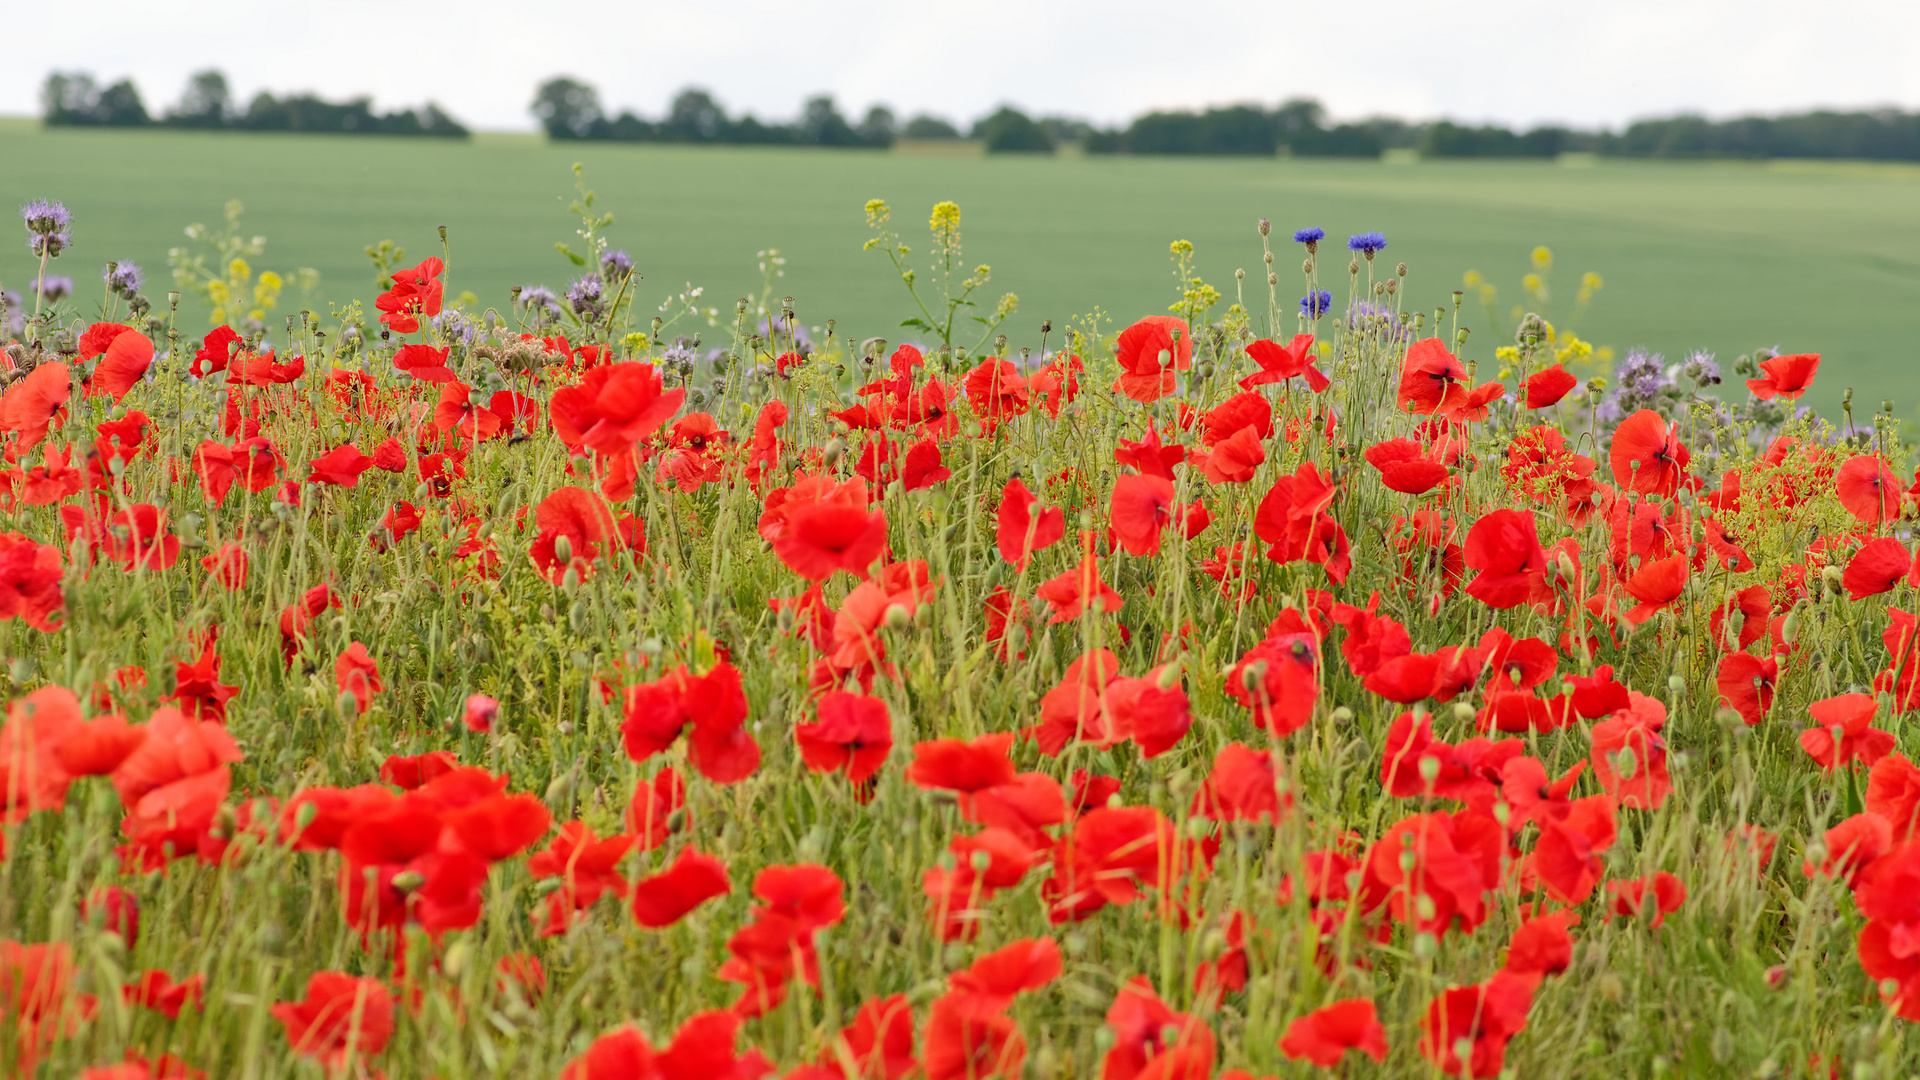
[1522,273,1543,294]
[928,201,961,235]
[864,198,890,226]
[228,257,251,282]
[623,331,649,353]
[1495,346,1521,363]
[1169,240,1194,258]
[1531,246,1553,270]
[1462,270,1484,288]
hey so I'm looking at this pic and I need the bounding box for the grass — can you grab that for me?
[3,125,1919,414]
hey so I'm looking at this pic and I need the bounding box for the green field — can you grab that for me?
[4,121,1918,414]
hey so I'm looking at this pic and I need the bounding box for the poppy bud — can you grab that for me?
[1240,661,1268,692]
[1330,706,1353,725]
[553,536,573,564]
[391,870,426,893]
[824,437,845,467]
[1782,608,1802,645]
[1452,702,1476,724]
[335,690,359,721]
[569,600,588,632]
[1155,661,1181,690]
[1492,801,1511,827]
[884,603,911,629]
[561,567,581,591]
[1418,756,1442,785]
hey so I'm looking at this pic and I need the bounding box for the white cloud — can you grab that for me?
[4,0,1915,131]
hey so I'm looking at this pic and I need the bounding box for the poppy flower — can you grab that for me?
[1523,363,1577,408]
[774,499,890,582]
[1867,754,1920,841]
[307,444,375,487]
[821,994,917,1080]
[901,439,950,490]
[1803,812,1892,886]
[1241,334,1328,391]
[1528,794,1618,903]
[191,325,240,377]
[995,478,1065,570]
[529,486,619,585]
[620,661,761,784]
[1504,907,1579,978]
[1444,381,1506,423]
[627,768,689,851]
[1112,316,1193,403]
[0,532,66,631]
[966,359,1030,419]
[0,939,96,1074]
[1396,339,1467,415]
[83,885,140,946]
[1279,998,1388,1067]
[1715,652,1776,725]
[1364,438,1448,495]
[227,350,305,386]
[631,848,731,928]
[1110,474,1176,557]
[1114,425,1184,480]
[1463,509,1548,609]
[379,751,458,790]
[0,363,73,454]
[1844,538,1911,598]
[393,343,457,382]
[375,257,445,332]
[1801,692,1895,771]
[334,642,383,714]
[795,691,894,786]
[1608,410,1689,496]
[124,970,205,1020]
[1606,871,1687,927]
[1226,630,1320,737]
[1045,805,1194,923]
[549,361,686,456]
[1622,553,1688,624]
[1416,970,1534,1079]
[271,971,393,1072]
[1100,977,1215,1080]
[1589,693,1672,809]
[906,733,1016,798]
[1192,424,1266,485]
[1708,586,1772,653]
[1191,742,1289,824]
[1837,454,1904,526]
[1036,551,1124,622]
[1746,352,1818,400]
[84,326,154,402]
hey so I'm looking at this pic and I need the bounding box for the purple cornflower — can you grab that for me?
[1293,227,1325,244]
[104,261,143,298]
[1299,290,1333,318]
[1347,232,1387,258]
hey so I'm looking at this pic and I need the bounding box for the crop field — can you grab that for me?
[4,122,1920,415]
[7,119,1920,1080]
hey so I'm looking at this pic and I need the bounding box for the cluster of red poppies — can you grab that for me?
[3,234,1914,1079]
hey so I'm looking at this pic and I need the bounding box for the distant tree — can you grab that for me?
[798,96,862,146]
[167,69,232,128]
[532,77,604,139]
[1272,98,1327,138]
[1037,116,1091,148]
[1125,111,1203,154]
[604,111,656,141]
[42,71,150,126]
[728,115,797,145]
[663,89,729,142]
[856,105,897,147]
[1288,124,1386,157]
[974,107,1052,153]
[902,114,960,139]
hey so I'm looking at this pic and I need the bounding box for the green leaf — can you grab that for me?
[555,243,587,267]
[900,318,930,330]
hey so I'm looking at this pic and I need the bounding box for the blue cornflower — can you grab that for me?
[1299,290,1333,318]
[1293,227,1325,245]
[1347,232,1387,257]
[104,260,143,298]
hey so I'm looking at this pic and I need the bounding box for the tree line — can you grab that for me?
[40,70,468,137]
[533,78,1920,161]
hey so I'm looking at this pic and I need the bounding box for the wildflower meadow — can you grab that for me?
[0,175,1913,1080]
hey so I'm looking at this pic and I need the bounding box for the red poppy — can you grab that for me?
[1606,871,1687,927]
[191,325,240,378]
[1528,793,1618,903]
[0,363,72,454]
[1589,693,1671,809]
[1746,352,1818,400]
[1253,463,1350,583]
[772,496,890,582]
[1715,652,1776,725]
[1279,998,1388,1067]
[1622,553,1688,624]
[906,733,1017,798]
[1505,907,1579,978]
[1036,549,1124,622]
[996,477,1065,570]
[901,438,950,490]
[1867,755,1920,841]
[966,359,1030,419]
[1844,538,1911,598]
[796,691,894,786]
[1396,339,1467,415]
[307,444,375,487]
[631,848,731,928]
[1801,692,1895,771]
[1608,410,1689,495]
[83,885,140,946]
[821,994,917,1080]
[379,751,458,790]
[627,768,689,851]
[1463,509,1547,609]
[0,939,97,1073]
[1191,742,1289,824]
[0,532,65,631]
[1444,381,1506,423]
[375,257,445,333]
[1417,970,1534,1078]
[124,970,205,1020]
[1226,628,1320,737]
[1523,363,1577,408]
[1837,454,1904,526]
[1242,334,1329,391]
[620,660,761,784]
[530,485,619,585]
[549,361,685,456]
[1100,977,1215,1080]
[1803,812,1892,886]
[84,325,154,402]
[393,343,457,382]
[1111,316,1193,403]
[271,971,393,1072]
[227,350,305,386]
[1192,424,1266,485]
[1109,474,1176,557]
[334,642,383,714]
[1364,437,1448,495]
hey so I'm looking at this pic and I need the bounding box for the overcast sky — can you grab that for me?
[8,0,1918,132]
